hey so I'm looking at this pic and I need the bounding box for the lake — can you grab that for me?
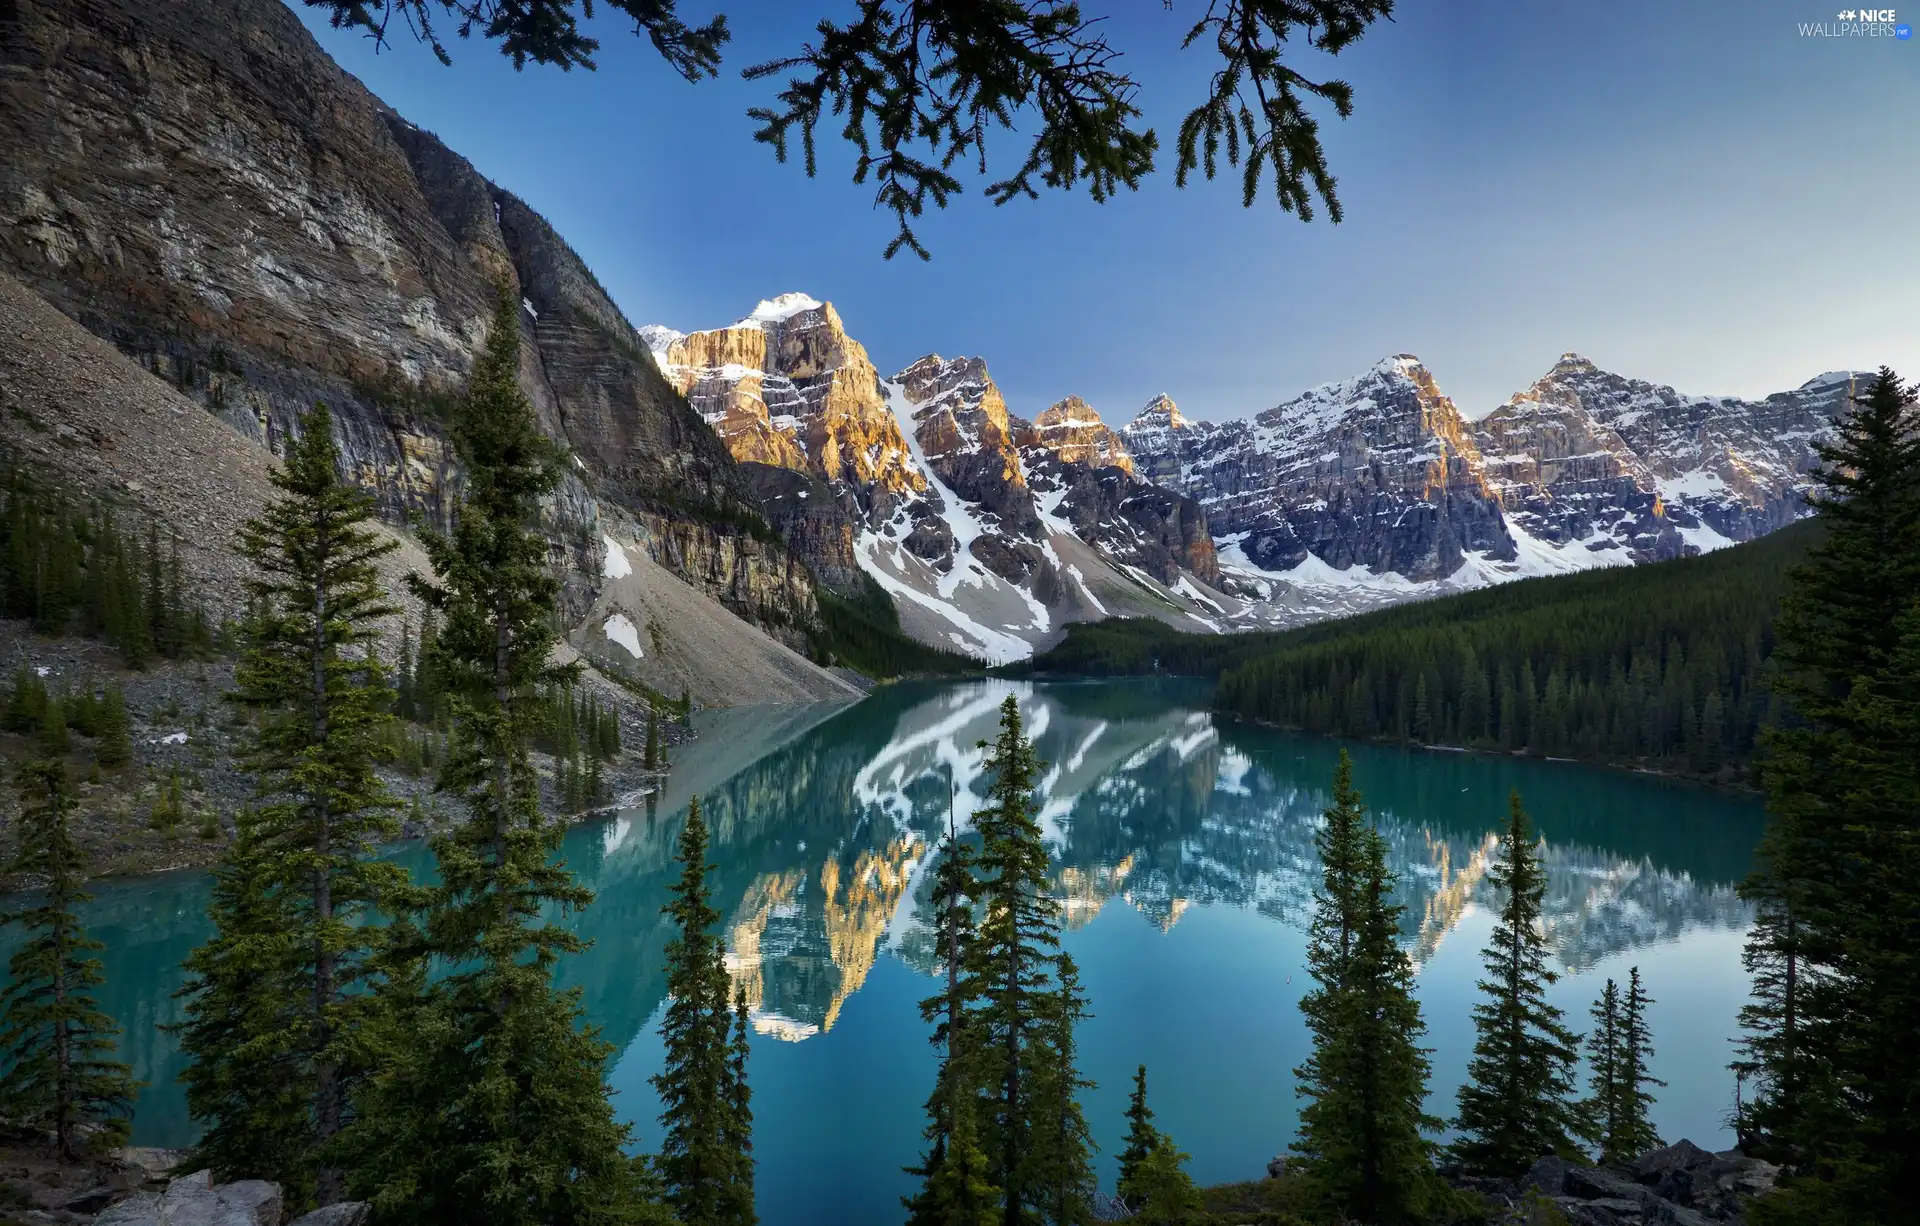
[26,678,1767,1225]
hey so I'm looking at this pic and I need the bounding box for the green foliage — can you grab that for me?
[0,458,214,665]
[1118,1065,1159,1197]
[1117,1067,1203,1224]
[0,760,139,1160]
[1028,954,1097,1224]
[1031,524,1821,780]
[1291,751,1443,1223]
[95,685,131,768]
[1190,1175,1317,1226]
[1215,525,1819,778]
[149,767,188,832]
[811,575,981,680]
[906,696,1093,1223]
[345,288,657,1223]
[535,681,620,813]
[1450,792,1586,1176]
[653,797,755,1225]
[173,812,314,1195]
[1735,368,1920,1220]
[1582,969,1662,1167]
[904,830,992,1226]
[174,404,413,1208]
[1125,1137,1202,1225]
[35,694,68,757]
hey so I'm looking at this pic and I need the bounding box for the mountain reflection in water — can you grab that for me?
[43,677,1765,1166]
[566,678,1758,1051]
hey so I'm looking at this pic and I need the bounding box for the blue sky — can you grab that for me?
[293,0,1920,423]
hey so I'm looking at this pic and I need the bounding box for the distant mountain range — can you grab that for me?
[647,296,1860,661]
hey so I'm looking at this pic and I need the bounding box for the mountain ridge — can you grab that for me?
[649,291,1858,660]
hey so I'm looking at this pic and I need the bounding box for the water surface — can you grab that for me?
[32,679,1767,1225]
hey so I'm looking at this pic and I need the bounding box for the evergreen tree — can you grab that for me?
[1450,791,1585,1175]
[182,402,408,1206]
[720,991,757,1226]
[37,694,68,757]
[1808,598,1920,1217]
[645,706,661,771]
[173,811,312,1192]
[915,1067,1001,1226]
[653,796,751,1225]
[1584,979,1624,1163]
[1117,1065,1159,1197]
[1115,1070,1200,1224]
[1292,756,1441,1223]
[1738,368,1920,1182]
[910,698,1089,1226]
[965,695,1083,1224]
[396,619,418,721]
[344,288,655,1223]
[1027,954,1096,1226]
[0,760,139,1159]
[95,684,132,768]
[4,664,47,734]
[906,832,987,1225]
[1122,1138,1201,1226]
[1612,968,1663,1161]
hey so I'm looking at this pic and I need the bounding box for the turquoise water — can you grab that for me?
[23,678,1766,1224]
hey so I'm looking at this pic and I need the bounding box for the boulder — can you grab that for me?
[1520,1155,1576,1197]
[1558,1197,1644,1225]
[111,1150,192,1182]
[287,1205,372,1226]
[91,1169,283,1226]
[1629,1140,1779,1219]
[1565,1164,1649,1202]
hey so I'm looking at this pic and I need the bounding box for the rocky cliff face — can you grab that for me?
[1118,354,1852,630]
[1472,354,1851,554]
[1123,356,1517,582]
[647,300,1238,661]
[1016,397,1137,476]
[647,295,925,505]
[0,0,815,641]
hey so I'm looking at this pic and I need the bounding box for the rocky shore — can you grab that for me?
[1462,1140,1779,1226]
[0,620,689,890]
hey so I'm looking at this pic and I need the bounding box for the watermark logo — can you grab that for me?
[1800,6,1906,32]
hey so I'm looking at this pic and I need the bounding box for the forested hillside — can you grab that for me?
[1027,520,1821,782]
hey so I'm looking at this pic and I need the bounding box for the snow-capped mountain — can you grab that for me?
[1122,353,1858,628]
[646,296,1236,661]
[651,297,1858,658]
[1473,353,1851,555]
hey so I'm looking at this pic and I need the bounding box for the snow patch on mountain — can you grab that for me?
[736,292,824,327]
[600,534,632,579]
[602,613,643,658]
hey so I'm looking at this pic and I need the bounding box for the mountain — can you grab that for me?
[1120,353,1856,631]
[648,297,1236,662]
[1474,353,1850,553]
[0,0,861,702]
